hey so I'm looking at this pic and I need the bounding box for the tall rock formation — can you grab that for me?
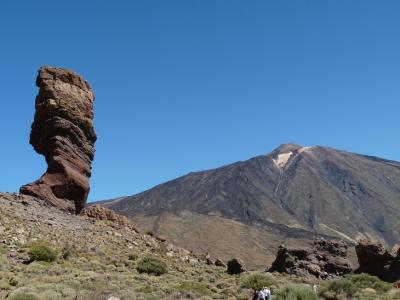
[20,66,96,214]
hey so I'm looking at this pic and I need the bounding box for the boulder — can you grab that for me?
[205,257,213,265]
[268,239,352,279]
[20,66,96,213]
[215,258,226,268]
[155,236,167,243]
[355,239,400,282]
[227,258,246,275]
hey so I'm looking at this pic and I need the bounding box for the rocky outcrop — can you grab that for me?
[268,239,352,279]
[20,66,96,214]
[227,258,246,275]
[355,239,400,282]
[82,205,131,228]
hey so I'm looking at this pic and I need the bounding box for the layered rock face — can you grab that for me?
[20,66,96,214]
[355,239,400,282]
[269,239,352,279]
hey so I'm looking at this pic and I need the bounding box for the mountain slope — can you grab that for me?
[100,144,400,266]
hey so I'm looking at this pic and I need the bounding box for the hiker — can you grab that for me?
[252,286,272,300]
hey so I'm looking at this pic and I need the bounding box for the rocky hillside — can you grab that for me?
[100,144,400,267]
[2,192,400,300]
[0,192,252,299]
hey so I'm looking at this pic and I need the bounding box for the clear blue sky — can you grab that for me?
[1,1,399,201]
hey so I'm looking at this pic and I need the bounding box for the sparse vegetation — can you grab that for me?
[7,292,39,300]
[274,284,319,300]
[128,253,138,261]
[1,193,399,300]
[60,243,76,260]
[135,256,168,275]
[176,281,211,296]
[27,243,57,262]
[319,274,397,300]
[348,273,392,293]
[319,277,357,300]
[241,272,277,290]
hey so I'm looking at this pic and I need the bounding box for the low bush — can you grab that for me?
[319,278,357,300]
[7,292,39,300]
[348,273,391,293]
[319,274,394,300]
[136,256,167,276]
[28,243,57,262]
[176,281,211,296]
[274,284,318,300]
[241,273,277,291]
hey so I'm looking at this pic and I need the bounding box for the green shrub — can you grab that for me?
[241,273,277,290]
[319,278,357,300]
[0,279,10,290]
[176,281,211,296]
[348,273,391,293]
[274,284,318,300]
[7,292,39,300]
[136,256,167,275]
[28,243,57,262]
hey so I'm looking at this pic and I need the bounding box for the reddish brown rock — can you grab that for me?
[355,239,400,282]
[268,239,352,279]
[82,205,130,228]
[20,66,96,213]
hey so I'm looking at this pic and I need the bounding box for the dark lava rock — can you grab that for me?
[268,239,352,279]
[20,66,96,214]
[355,239,400,282]
[227,258,246,275]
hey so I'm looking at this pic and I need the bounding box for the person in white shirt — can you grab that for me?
[259,287,271,300]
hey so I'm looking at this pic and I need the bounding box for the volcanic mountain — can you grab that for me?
[99,144,400,267]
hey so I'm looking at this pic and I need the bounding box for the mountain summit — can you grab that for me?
[100,144,400,266]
